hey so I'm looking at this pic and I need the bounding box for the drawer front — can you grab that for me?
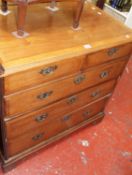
[4,44,131,95]
[4,55,84,95]
[84,44,132,69]
[5,80,115,136]
[5,79,115,121]
[4,58,127,116]
[6,97,108,157]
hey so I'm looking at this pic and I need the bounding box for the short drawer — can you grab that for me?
[4,55,84,95]
[4,58,127,116]
[83,43,132,69]
[4,79,115,120]
[6,97,108,157]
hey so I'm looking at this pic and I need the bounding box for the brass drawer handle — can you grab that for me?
[91,91,100,98]
[32,133,44,141]
[83,111,91,117]
[107,47,118,56]
[35,113,48,122]
[40,65,58,75]
[74,75,86,84]
[62,115,71,122]
[67,96,77,104]
[100,71,109,78]
[37,91,53,99]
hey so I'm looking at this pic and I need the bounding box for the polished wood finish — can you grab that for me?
[1,0,86,36]
[4,58,127,116]
[17,0,28,36]
[5,97,111,141]
[4,55,84,94]
[0,70,8,160]
[0,77,5,156]
[6,97,108,156]
[4,80,116,120]
[3,43,131,95]
[1,112,104,172]
[73,0,85,28]
[84,43,132,69]
[0,3,132,68]
[0,2,132,172]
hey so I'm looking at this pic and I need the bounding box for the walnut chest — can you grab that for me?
[0,2,132,172]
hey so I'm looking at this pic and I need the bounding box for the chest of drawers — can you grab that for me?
[0,2,132,172]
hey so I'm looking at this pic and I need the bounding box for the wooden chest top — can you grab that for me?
[0,2,132,75]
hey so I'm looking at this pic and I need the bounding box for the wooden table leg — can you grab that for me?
[73,0,85,29]
[50,0,56,9]
[17,0,28,36]
[1,0,8,12]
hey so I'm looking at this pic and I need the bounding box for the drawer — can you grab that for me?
[6,97,108,157]
[83,43,132,69]
[4,79,115,120]
[4,44,131,95]
[4,55,84,95]
[4,58,127,116]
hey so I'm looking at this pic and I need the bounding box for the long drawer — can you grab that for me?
[4,44,131,94]
[6,97,108,157]
[5,82,115,134]
[5,79,115,120]
[4,58,127,116]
